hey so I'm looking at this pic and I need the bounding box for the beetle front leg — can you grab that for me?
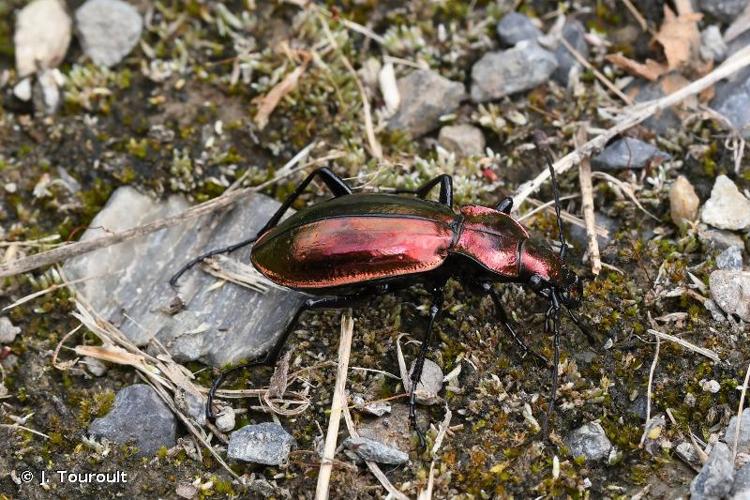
[482,283,550,368]
[408,280,446,449]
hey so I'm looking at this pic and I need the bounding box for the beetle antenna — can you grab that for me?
[533,131,567,261]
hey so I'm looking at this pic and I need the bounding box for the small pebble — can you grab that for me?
[675,441,702,467]
[343,436,409,465]
[670,175,700,227]
[591,138,670,170]
[14,0,71,77]
[0,317,20,344]
[711,73,750,139]
[709,270,750,321]
[216,406,236,433]
[716,246,744,271]
[438,124,485,157]
[690,441,734,500]
[701,175,750,230]
[351,394,391,417]
[496,12,542,46]
[470,41,557,103]
[175,483,197,499]
[698,225,746,251]
[387,69,465,137]
[75,0,143,67]
[89,384,177,456]
[700,379,722,393]
[227,422,294,465]
[564,422,613,461]
[82,356,107,377]
[408,358,443,405]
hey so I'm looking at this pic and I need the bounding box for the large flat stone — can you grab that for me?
[64,186,307,366]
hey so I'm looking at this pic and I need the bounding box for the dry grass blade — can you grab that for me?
[559,37,632,104]
[0,423,49,439]
[733,360,750,461]
[590,171,660,221]
[639,335,660,447]
[512,45,750,210]
[315,314,354,500]
[647,329,720,363]
[201,255,286,293]
[255,56,310,130]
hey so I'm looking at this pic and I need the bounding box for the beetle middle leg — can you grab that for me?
[170,167,353,288]
[478,282,550,367]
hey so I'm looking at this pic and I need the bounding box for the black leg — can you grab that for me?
[206,294,359,420]
[170,167,352,288]
[541,291,562,439]
[408,279,447,448]
[495,196,513,214]
[395,174,453,206]
[482,283,549,367]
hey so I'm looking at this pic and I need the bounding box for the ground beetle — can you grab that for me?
[171,138,587,445]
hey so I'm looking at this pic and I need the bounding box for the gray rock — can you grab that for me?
[698,0,750,23]
[717,246,744,270]
[712,71,750,138]
[82,356,107,377]
[701,175,750,230]
[496,12,542,46]
[553,20,589,86]
[63,187,307,366]
[470,42,557,103]
[438,124,485,157]
[89,384,176,456]
[699,225,746,251]
[215,406,236,433]
[569,212,617,249]
[0,317,20,344]
[343,436,409,465]
[408,358,443,405]
[565,422,612,461]
[227,422,294,465]
[701,25,728,62]
[724,408,750,453]
[387,70,465,137]
[690,441,734,500]
[357,403,417,452]
[591,138,670,170]
[675,441,702,467]
[704,298,728,322]
[75,0,143,67]
[351,394,391,417]
[733,462,750,498]
[633,81,681,134]
[710,270,750,321]
[177,389,206,426]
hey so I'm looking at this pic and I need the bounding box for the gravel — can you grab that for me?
[553,20,588,86]
[0,317,20,344]
[564,422,613,461]
[89,384,177,456]
[470,41,557,103]
[496,12,542,46]
[227,422,295,465]
[716,246,744,271]
[63,186,308,366]
[343,436,409,465]
[690,442,735,500]
[709,270,750,321]
[670,175,701,226]
[75,0,143,67]
[438,124,485,157]
[591,138,670,170]
[408,358,443,405]
[387,69,465,137]
[701,175,750,230]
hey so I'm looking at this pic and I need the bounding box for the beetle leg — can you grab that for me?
[408,281,446,449]
[481,283,550,368]
[206,294,359,420]
[395,174,453,206]
[170,167,353,288]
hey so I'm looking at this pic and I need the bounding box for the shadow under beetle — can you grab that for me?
[171,139,587,445]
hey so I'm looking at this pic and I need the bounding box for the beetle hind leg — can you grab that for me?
[395,174,453,206]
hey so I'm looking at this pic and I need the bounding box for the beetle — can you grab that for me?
[171,153,586,445]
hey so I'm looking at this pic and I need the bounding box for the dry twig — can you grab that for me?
[315,314,354,500]
[559,37,633,105]
[575,127,601,275]
[647,329,720,363]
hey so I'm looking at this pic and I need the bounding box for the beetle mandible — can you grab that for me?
[171,145,586,445]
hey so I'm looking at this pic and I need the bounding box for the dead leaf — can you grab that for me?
[654,4,702,71]
[267,350,292,399]
[254,56,310,130]
[607,53,668,81]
